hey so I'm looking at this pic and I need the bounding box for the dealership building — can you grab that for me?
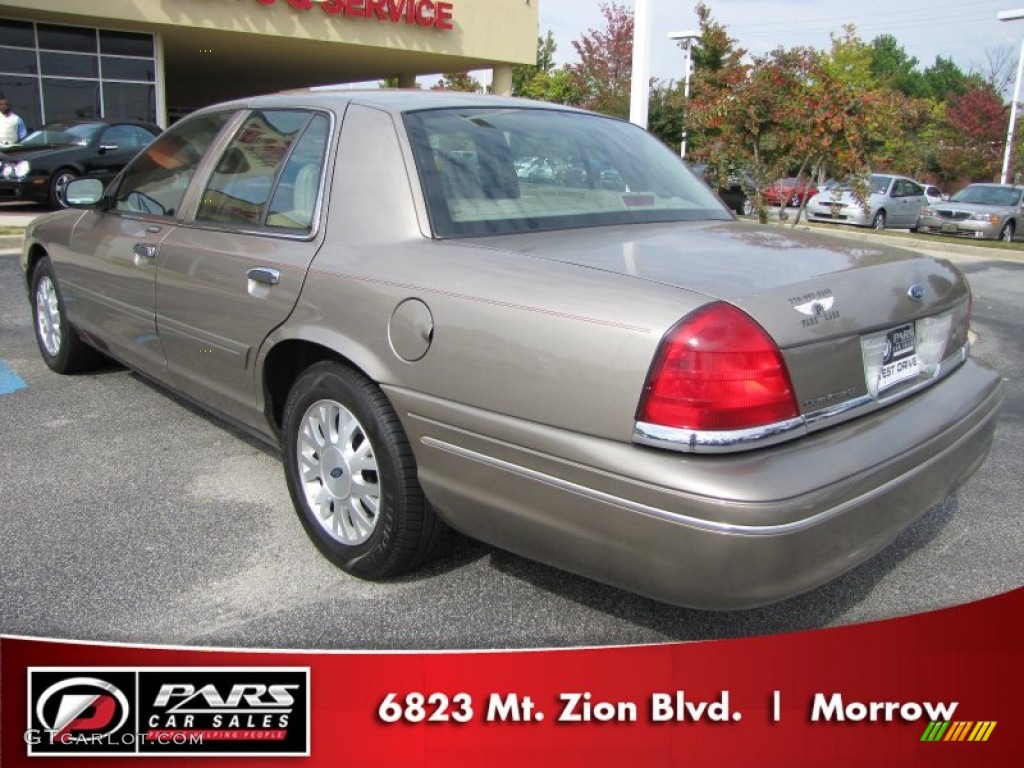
[0,0,538,130]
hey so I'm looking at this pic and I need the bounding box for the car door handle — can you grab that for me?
[246,267,280,286]
[133,243,157,262]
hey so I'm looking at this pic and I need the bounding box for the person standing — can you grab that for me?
[0,94,28,147]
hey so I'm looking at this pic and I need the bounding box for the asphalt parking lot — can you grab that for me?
[1,208,1021,650]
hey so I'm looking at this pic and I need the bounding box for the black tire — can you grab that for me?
[872,210,886,230]
[282,361,445,579]
[30,257,100,374]
[1000,221,1014,242]
[48,168,78,209]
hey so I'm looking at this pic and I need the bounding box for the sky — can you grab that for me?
[537,0,1024,88]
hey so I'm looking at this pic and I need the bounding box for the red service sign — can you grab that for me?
[255,0,455,31]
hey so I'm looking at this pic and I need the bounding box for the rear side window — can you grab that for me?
[266,115,329,231]
[196,109,326,231]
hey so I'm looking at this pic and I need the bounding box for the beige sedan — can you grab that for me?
[22,90,1002,608]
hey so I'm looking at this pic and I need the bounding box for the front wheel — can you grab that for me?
[872,210,886,230]
[282,361,445,579]
[31,257,99,373]
[1000,221,1014,242]
[742,199,754,216]
[48,168,79,209]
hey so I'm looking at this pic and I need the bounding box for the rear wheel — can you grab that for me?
[282,361,445,579]
[872,210,886,230]
[31,257,99,373]
[1000,221,1014,242]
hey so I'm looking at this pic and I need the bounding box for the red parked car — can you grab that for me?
[763,177,817,207]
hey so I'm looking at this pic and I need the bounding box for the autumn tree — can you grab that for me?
[937,83,1008,183]
[680,1,747,161]
[431,72,482,93]
[569,1,634,118]
[687,45,818,221]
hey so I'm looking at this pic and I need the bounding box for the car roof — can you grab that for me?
[38,118,160,129]
[962,182,1024,190]
[188,87,587,119]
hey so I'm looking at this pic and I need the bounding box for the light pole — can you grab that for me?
[668,30,699,159]
[629,0,654,128]
[999,9,1024,185]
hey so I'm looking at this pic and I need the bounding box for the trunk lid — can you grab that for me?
[463,220,970,418]
[464,220,967,346]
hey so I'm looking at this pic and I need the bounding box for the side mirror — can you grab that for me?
[65,178,104,207]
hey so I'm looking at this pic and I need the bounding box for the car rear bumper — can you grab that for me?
[387,358,1003,609]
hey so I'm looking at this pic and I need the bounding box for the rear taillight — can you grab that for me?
[638,303,799,432]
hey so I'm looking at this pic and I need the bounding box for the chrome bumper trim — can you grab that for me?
[633,343,968,454]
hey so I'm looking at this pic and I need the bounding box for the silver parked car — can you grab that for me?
[919,183,947,206]
[916,183,1023,242]
[805,173,928,229]
[22,90,1002,609]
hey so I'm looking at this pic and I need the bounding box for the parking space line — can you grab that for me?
[0,360,27,394]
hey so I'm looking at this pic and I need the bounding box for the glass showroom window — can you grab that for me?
[0,19,156,128]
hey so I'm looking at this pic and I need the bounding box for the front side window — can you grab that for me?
[404,108,729,237]
[113,112,231,218]
[22,122,103,147]
[196,109,322,229]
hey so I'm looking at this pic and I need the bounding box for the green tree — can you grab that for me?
[647,80,686,150]
[512,31,557,97]
[869,34,927,97]
[921,56,972,101]
[517,67,584,105]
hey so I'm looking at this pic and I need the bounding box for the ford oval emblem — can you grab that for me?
[907,285,925,302]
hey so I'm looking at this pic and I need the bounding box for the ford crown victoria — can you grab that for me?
[22,90,1002,608]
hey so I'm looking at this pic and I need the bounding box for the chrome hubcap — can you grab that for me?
[35,276,61,357]
[54,173,75,207]
[297,399,380,545]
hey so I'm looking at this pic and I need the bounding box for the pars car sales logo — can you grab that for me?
[26,667,309,756]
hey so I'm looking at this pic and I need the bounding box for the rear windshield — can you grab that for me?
[403,107,730,237]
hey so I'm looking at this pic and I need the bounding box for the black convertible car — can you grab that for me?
[0,119,159,209]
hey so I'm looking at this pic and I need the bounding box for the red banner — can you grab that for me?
[2,587,1022,765]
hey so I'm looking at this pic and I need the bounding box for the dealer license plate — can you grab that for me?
[878,323,919,391]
